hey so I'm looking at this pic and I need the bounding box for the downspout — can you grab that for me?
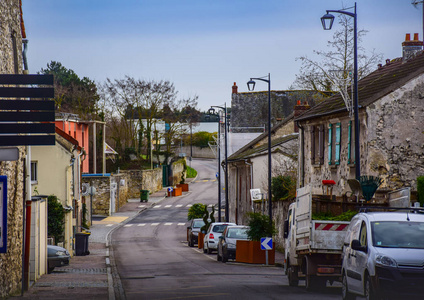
[244,160,253,211]
[297,121,305,188]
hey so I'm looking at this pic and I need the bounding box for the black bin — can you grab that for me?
[75,232,91,256]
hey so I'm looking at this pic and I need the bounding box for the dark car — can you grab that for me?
[217,225,249,263]
[187,218,205,247]
[48,245,70,273]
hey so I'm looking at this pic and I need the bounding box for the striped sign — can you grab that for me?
[314,223,348,231]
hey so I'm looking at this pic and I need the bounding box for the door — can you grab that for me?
[346,220,368,293]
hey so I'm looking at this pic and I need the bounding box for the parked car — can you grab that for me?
[203,222,236,254]
[217,225,249,263]
[187,218,205,247]
[48,244,70,273]
[341,209,424,300]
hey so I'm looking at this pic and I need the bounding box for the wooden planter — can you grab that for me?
[176,183,189,192]
[198,232,205,249]
[167,187,183,197]
[235,240,275,265]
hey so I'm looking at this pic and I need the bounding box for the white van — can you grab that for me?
[341,209,424,300]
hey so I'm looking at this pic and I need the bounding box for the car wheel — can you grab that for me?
[222,251,228,263]
[188,238,193,247]
[48,267,55,274]
[207,246,212,254]
[342,272,355,300]
[365,274,377,300]
[287,263,299,287]
[217,250,222,261]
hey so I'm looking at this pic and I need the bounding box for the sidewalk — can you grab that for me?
[14,189,168,300]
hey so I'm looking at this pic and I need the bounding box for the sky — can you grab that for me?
[22,0,422,112]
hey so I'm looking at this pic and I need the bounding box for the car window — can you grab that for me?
[227,228,248,239]
[371,221,424,249]
[193,220,204,228]
[344,218,360,245]
[212,225,228,233]
[359,221,367,247]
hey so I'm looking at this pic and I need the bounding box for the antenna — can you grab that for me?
[411,1,424,45]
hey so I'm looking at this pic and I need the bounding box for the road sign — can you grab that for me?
[260,237,273,250]
[215,172,219,178]
[168,187,173,193]
[250,189,262,201]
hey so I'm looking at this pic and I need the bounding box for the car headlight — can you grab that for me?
[56,251,67,256]
[376,254,397,268]
[227,243,236,249]
[192,232,198,236]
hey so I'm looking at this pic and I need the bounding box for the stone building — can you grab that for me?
[0,0,26,297]
[295,34,424,196]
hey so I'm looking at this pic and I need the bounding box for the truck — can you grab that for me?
[283,185,413,290]
[283,185,353,290]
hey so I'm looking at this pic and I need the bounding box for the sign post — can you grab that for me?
[260,237,273,266]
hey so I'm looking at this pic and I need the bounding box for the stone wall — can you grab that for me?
[83,176,111,216]
[231,90,321,131]
[181,146,215,159]
[0,0,25,297]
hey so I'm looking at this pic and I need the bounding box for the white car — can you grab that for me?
[341,209,424,300]
[203,222,236,254]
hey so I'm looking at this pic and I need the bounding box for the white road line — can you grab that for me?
[186,204,192,207]
[154,205,162,208]
[175,204,182,208]
[124,224,133,227]
[151,223,160,226]
[137,224,146,227]
[208,204,213,207]
[106,224,114,227]
[178,223,186,226]
[138,205,146,208]
[164,223,173,226]
[165,205,172,208]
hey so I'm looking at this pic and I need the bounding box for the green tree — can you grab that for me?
[245,212,277,241]
[271,175,296,201]
[187,203,207,220]
[40,61,100,118]
[48,195,65,244]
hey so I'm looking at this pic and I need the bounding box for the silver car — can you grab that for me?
[203,222,236,254]
[217,225,249,263]
[341,210,424,300]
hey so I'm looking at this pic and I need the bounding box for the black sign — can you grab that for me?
[0,74,55,146]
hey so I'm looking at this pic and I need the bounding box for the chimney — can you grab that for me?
[232,82,238,94]
[294,100,310,133]
[402,33,423,61]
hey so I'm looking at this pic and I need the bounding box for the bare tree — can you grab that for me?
[293,15,383,115]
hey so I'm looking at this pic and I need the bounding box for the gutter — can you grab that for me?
[296,121,305,188]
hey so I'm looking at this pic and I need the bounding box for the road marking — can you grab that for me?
[124,224,133,227]
[106,224,114,227]
[186,204,192,207]
[153,205,162,208]
[175,204,183,208]
[138,205,146,208]
[178,223,186,226]
[208,204,213,207]
[137,224,146,227]
[165,205,172,208]
[151,223,159,226]
[164,223,173,226]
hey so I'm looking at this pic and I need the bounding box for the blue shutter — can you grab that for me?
[347,121,352,164]
[328,124,333,165]
[335,123,341,165]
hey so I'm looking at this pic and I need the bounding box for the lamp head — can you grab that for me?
[208,108,216,115]
[321,12,335,30]
[247,79,256,91]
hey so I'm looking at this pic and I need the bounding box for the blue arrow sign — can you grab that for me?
[168,187,173,192]
[260,237,273,250]
[215,172,219,178]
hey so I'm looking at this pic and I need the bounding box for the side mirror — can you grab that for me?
[283,219,289,239]
[351,239,367,253]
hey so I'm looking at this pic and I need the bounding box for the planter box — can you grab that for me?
[177,183,189,192]
[167,187,183,197]
[235,240,275,265]
[198,232,205,249]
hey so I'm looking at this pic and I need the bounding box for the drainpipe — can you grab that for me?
[297,121,305,188]
[244,160,253,210]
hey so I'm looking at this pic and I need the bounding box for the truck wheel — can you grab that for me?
[287,264,299,287]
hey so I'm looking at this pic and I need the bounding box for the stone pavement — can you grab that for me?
[13,181,284,299]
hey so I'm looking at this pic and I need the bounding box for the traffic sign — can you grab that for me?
[215,172,219,178]
[260,237,273,250]
[168,187,173,192]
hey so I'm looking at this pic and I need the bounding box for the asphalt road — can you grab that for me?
[111,159,342,300]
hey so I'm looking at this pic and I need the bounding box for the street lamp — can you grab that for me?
[321,3,360,180]
[247,73,272,226]
[208,104,228,222]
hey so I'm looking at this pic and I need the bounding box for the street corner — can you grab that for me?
[93,216,129,225]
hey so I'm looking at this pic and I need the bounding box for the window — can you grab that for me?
[328,123,341,165]
[310,124,325,165]
[31,161,38,183]
[359,221,367,247]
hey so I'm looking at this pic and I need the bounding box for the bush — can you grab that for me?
[191,131,216,148]
[187,203,207,220]
[186,166,197,178]
[245,212,277,241]
[48,195,65,244]
[418,176,424,206]
[271,175,296,201]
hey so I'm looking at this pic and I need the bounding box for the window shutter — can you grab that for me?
[310,126,315,164]
[328,124,333,165]
[335,122,341,165]
[347,121,352,164]
[319,124,324,165]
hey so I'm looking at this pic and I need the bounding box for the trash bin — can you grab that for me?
[75,232,91,256]
[140,189,149,202]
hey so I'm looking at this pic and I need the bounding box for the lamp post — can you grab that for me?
[247,73,272,226]
[208,104,228,222]
[321,3,360,180]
